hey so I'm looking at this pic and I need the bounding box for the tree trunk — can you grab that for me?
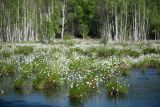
[61,0,66,39]
[134,7,138,41]
[115,7,118,41]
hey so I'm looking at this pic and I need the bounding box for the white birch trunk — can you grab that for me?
[134,8,138,41]
[61,0,66,39]
[115,12,118,41]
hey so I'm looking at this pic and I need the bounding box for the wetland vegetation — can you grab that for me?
[0,40,160,103]
[0,0,160,106]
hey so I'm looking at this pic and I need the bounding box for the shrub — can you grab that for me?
[14,46,33,56]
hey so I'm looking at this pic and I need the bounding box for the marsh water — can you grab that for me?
[0,68,160,107]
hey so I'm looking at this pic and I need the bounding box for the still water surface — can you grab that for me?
[0,68,160,107]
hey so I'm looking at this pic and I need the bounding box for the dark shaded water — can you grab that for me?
[0,68,160,107]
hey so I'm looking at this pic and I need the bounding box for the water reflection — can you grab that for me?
[0,68,160,107]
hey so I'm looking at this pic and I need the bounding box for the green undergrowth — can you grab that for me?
[106,79,128,96]
[69,82,96,101]
[14,46,33,56]
[14,78,24,91]
[0,50,13,59]
[96,47,141,58]
[0,60,17,77]
[133,58,160,71]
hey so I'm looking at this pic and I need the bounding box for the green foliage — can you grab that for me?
[67,47,84,57]
[148,0,160,33]
[143,47,157,54]
[59,40,74,46]
[106,79,127,96]
[69,58,94,73]
[132,57,160,71]
[97,47,117,58]
[20,63,33,79]
[69,82,94,101]
[0,61,17,77]
[96,46,141,58]
[117,61,131,76]
[83,47,97,56]
[32,76,45,90]
[1,41,160,99]
[80,24,89,39]
[0,0,159,41]
[32,60,61,89]
[0,50,13,59]
[14,46,33,56]
[73,47,84,54]
[14,79,24,91]
[33,72,60,90]
[118,49,141,58]
[68,47,98,58]
[121,68,130,77]
[64,34,73,40]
